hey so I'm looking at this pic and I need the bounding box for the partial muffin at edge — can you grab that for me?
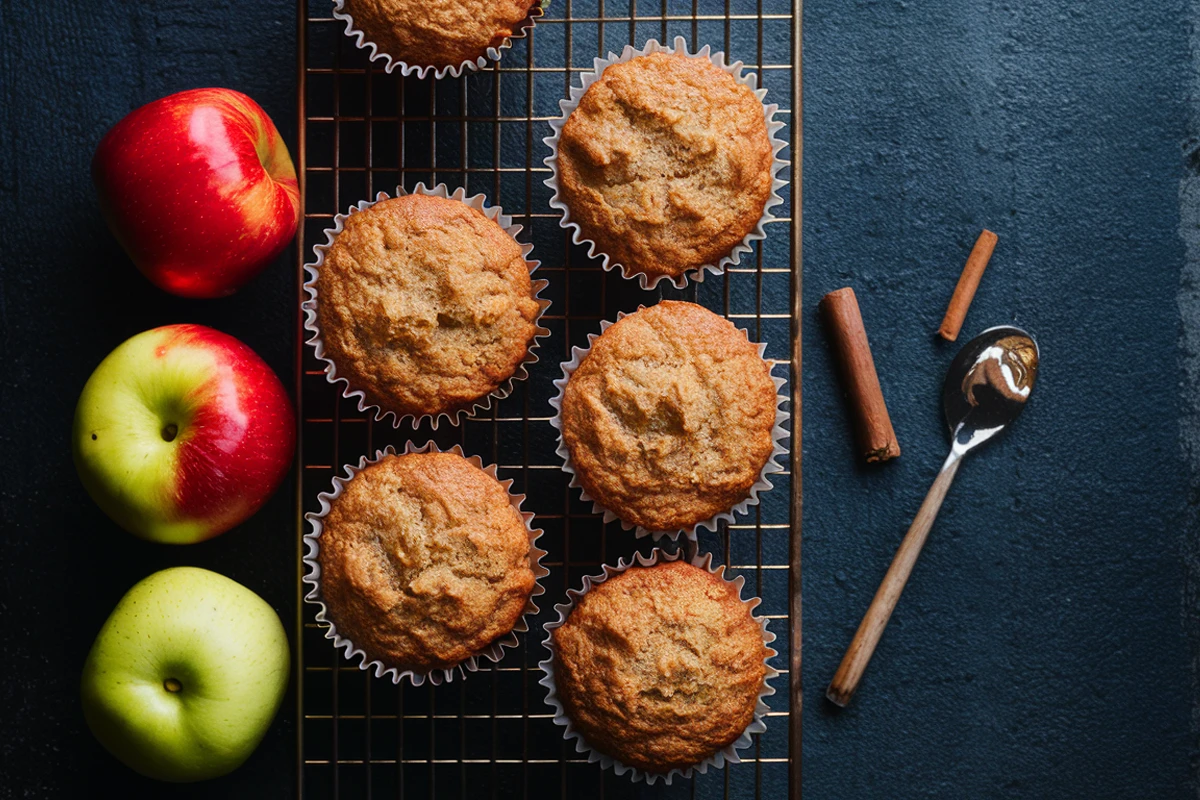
[551,559,769,774]
[315,193,541,419]
[560,300,777,531]
[555,51,775,282]
[343,0,538,69]
[317,451,536,673]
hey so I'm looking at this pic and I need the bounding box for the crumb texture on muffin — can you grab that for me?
[552,560,768,773]
[316,193,540,418]
[317,452,536,672]
[560,301,777,531]
[343,0,537,69]
[556,52,774,281]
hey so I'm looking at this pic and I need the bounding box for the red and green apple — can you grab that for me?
[81,567,291,782]
[92,87,300,298]
[72,324,295,544]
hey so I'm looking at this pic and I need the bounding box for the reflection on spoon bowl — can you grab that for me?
[943,326,1040,454]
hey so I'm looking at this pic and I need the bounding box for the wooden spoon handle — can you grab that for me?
[826,452,963,707]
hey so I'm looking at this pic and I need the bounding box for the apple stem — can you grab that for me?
[163,678,183,693]
[161,423,179,442]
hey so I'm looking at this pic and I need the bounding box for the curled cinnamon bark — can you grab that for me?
[820,287,901,463]
[939,229,998,342]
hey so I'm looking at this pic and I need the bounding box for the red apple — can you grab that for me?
[73,324,296,544]
[92,88,300,299]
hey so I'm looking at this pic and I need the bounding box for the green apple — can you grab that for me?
[81,567,290,782]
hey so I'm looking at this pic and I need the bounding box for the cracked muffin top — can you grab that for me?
[315,193,541,419]
[317,451,536,673]
[551,559,769,774]
[560,301,777,532]
[555,51,775,283]
[343,0,538,70]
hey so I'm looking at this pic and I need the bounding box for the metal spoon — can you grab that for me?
[826,326,1040,707]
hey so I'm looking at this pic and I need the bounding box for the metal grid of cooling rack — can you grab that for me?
[295,0,802,797]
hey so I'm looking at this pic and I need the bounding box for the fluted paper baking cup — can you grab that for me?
[302,441,549,686]
[539,546,779,785]
[331,0,545,80]
[303,183,551,430]
[543,35,789,290]
[549,308,790,541]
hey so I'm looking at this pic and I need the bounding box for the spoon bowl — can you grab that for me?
[943,326,1040,454]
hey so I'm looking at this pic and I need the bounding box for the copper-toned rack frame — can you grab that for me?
[294,0,802,797]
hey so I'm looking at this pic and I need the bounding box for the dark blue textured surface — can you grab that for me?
[0,3,298,798]
[803,0,1194,797]
[0,0,1196,798]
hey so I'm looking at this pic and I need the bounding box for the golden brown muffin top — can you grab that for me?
[317,452,536,673]
[555,52,774,282]
[552,559,768,773]
[560,301,777,532]
[344,0,537,69]
[316,194,541,419]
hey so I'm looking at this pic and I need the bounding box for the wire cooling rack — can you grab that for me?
[295,0,802,797]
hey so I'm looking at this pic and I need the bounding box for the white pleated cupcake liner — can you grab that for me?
[538,545,779,786]
[549,307,790,541]
[302,441,550,686]
[543,35,790,290]
[302,182,551,431]
[331,0,546,79]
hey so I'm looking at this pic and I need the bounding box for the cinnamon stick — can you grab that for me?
[938,229,998,341]
[820,287,901,463]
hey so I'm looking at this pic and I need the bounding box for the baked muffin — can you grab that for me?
[559,301,777,532]
[554,51,775,283]
[315,193,542,419]
[340,0,538,70]
[317,451,536,673]
[551,559,769,774]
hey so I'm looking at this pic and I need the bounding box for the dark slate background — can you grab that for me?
[1,1,1196,799]
[803,0,1197,797]
[0,3,299,799]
